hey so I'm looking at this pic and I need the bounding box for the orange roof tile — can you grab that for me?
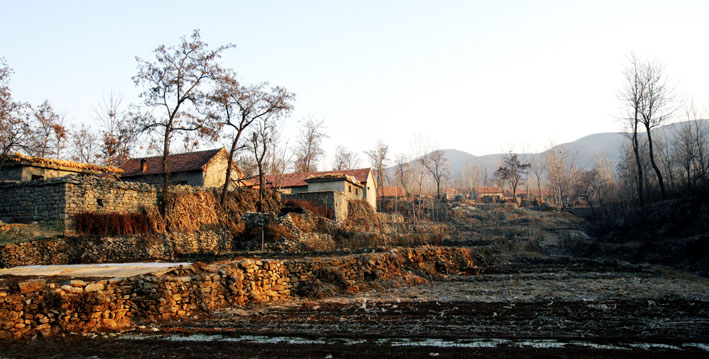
[265,168,372,188]
[378,186,405,197]
[120,148,228,177]
[476,186,503,194]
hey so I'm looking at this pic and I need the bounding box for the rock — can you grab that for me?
[68,280,86,288]
[84,282,104,292]
[18,279,46,294]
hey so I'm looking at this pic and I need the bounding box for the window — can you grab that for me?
[356,188,359,195]
[31,175,44,181]
[97,199,104,207]
[348,185,352,193]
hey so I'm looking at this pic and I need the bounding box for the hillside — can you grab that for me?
[393,120,708,179]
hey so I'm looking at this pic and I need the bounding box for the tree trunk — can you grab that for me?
[220,138,239,206]
[631,119,645,206]
[161,131,171,215]
[644,124,666,199]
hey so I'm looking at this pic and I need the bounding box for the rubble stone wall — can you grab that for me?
[0,230,235,268]
[283,191,348,222]
[0,179,66,224]
[0,247,475,339]
[0,175,161,233]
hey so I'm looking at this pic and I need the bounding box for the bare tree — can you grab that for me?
[621,55,647,206]
[94,92,139,166]
[210,70,294,205]
[638,59,673,199]
[132,30,232,209]
[366,140,389,209]
[544,145,577,208]
[494,152,530,203]
[70,124,99,164]
[422,149,448,200]
[250,118,277,213]
[332,145,359,170]
[621,55,673,202]
[27,100,66,159]
[294,116,327,173]
[394,153,412,196]
[0,59,32,169]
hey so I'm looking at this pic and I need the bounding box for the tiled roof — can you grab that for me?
[476,186,503,194]
[378,186,405,197]
[265,168,372,188]
[120,148,225,177]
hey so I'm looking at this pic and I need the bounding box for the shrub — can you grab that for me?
[74,212,152,236]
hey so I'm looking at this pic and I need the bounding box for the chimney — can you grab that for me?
[140,159,147,172]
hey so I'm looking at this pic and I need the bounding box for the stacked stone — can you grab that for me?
[0,231,235,268]
[0,247,475,339]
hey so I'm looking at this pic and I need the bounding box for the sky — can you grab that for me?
[1,0,708,169]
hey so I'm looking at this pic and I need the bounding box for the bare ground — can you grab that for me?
[1,257,707,358]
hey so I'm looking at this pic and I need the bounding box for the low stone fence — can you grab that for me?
[0,247,475,339]
[0,230,235,268]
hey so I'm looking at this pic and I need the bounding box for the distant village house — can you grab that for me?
[119,148,242,189]
[264,168,377,209]
[0,153,120,183]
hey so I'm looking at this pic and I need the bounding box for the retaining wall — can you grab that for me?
[0,247,475,339]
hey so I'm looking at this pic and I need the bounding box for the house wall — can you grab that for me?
[0,180,67,223]
[289,186,309,194]
[362,171,377,210]
[0,165,83,182]
[306,180,364,201]
[201,154,239,189]
[0,175,160,233]
[282,191,349,223]
[122,170,204,187]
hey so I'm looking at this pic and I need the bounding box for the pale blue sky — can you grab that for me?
[2,1,708,166]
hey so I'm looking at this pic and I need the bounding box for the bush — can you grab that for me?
[74,212,152,236]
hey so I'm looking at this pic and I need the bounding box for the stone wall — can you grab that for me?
[283,191,348,222]
[0,230,235,268]
[0,247,475,339]
[0,175,161,233]
[0,178,67,224]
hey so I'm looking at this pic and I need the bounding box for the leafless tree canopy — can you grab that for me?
[495,152,530,202]
[294,117,327,173]
[423,149,448,199]
[210,70,294,204]
[132,30,233,209]
[0,59,32,169]
[332,145,359,171]
[621,55,673,203]
[366,140,389,206]
[94,92,138,166]
[28,101,66,159]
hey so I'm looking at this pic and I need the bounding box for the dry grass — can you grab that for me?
[74,212,152,236]
[282,199,333,219]
[0,222,63,245]
[163,191,219,233]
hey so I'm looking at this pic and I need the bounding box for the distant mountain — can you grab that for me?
[388,120,708,181]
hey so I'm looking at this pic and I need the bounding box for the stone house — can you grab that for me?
[304,174,364,201]
[264,168,377,209]
[475,186,504,202]
[119,148,243,189]
[378,186,406,199]
[0,153,120,183]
